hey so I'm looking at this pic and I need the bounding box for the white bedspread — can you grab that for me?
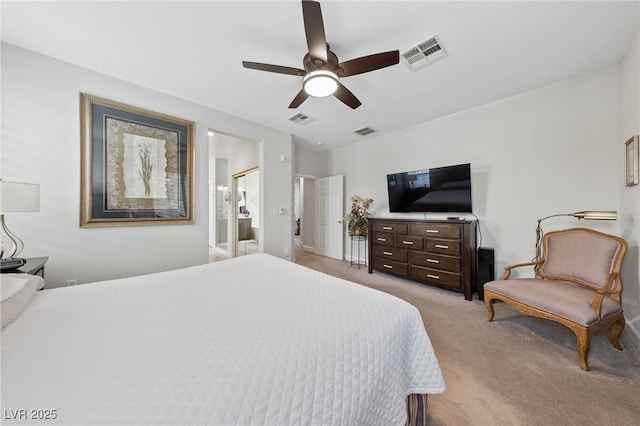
[1,254,444,425]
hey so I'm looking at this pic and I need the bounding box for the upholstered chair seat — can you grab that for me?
[484,279,622,327]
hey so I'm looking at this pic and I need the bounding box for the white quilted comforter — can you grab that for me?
[1,254,445,425]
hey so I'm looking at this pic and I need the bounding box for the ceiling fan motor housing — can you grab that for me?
[303,48,341,75]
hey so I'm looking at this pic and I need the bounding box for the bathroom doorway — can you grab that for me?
[208,131,260,262]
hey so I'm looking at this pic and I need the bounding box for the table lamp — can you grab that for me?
[0,180,40,259]
[534,210,617,264]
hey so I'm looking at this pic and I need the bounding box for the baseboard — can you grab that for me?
[302,245,315,253]
[213,247,232,258]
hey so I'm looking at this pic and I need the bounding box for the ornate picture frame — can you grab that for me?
[625,135,639,187]
[80,93,194,227]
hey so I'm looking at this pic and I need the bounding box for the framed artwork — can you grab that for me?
[80,93,194,227]
[625,135,639,187]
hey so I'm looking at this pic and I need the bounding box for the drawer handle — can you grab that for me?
[382,226,393,230]
[427,259,440,264]
[377,238,387,242]
[383,264,393,269]
[383,251,393,256]
[426,229,439,233]
[435,244,449,249]
[427,274,440,280]
[402,241,414,245]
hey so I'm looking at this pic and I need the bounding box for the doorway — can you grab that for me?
[209,131,260,262]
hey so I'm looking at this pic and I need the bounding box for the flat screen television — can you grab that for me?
[387,163,472,213]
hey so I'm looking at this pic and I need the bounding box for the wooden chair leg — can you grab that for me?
[576,328,591,371]
[610,314,625,351]
[484,297,495,321]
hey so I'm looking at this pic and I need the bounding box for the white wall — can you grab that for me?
[330,64,638,335]
[620,29,640,337]
[294,142,330,178]
[1,43,294,287]
[260,136,295,259]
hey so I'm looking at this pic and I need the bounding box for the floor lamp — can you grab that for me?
[0,180,40,259]
[534,211,617,266]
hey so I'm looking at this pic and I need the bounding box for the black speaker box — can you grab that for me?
[476,247,495,301]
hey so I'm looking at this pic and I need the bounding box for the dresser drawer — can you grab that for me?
[410,223,461,239]
[372,258,408,277]
[410,265,462,290]
[371,221,408,234]
[410,251,461,273]
[395,235,423,250]
[372,232,394,246]
[425,239,461,256]
[372,245,408,262]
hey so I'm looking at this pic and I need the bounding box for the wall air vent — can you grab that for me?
[353,126,376,136]
[401,34,448,72]
[288,113,315,125]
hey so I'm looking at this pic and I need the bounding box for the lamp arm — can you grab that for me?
[536,213,572,223]
[0,214,24,259]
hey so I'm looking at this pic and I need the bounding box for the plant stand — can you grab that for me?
[350,235,367,269]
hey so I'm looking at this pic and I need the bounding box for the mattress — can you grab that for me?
[1,253,445,425]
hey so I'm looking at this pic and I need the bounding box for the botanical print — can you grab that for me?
[104,116,180,211]
[121,134,167,199]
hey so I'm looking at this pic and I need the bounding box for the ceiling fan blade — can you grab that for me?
[334,82,362,109]
[338,50,400,77]
[302,0,328,63]
[288,89,310,109]
[242,61,305,76]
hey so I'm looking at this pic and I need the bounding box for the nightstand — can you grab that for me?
[1,256,48,278]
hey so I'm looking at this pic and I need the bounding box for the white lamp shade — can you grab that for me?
[0,181,40,212]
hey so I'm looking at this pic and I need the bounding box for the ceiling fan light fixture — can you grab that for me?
[303,70,338,97]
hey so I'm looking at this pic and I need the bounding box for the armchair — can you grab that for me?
[484,228,628,370]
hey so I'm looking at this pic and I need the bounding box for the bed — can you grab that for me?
[1,253,445,425]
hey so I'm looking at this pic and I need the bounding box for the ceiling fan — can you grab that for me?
[242,0,399,109]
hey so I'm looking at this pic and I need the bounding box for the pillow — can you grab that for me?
[1,273,44,328]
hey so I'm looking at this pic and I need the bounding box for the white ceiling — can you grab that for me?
[2,1,639,150]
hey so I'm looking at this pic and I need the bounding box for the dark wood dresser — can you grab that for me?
[368,218,477,300]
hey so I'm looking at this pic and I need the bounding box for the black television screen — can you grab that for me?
[387,163,472,213]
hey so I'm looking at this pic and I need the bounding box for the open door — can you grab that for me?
[315,175,344,260]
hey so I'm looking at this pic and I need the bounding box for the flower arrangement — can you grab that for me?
[341,195,373,237]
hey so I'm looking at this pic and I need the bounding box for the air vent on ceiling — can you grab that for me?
[288,113,315,125]
[401,34,448,72]
[353,126,376,136]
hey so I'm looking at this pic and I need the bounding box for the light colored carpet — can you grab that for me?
[294,247,640,426]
